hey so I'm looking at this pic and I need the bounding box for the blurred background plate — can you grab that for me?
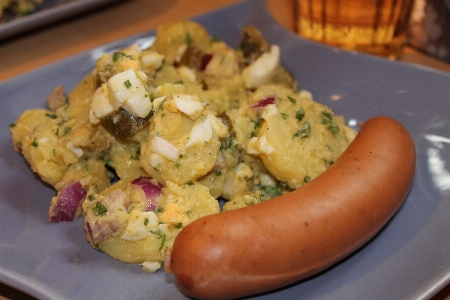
[0,0,120,41]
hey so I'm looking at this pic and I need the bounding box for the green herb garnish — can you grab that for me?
[184,32,192,47]
[92,202,108,216]
[295,109,305,121]
[159,234,167,251]
[321,111,340,135]
[45,113,57,119]
[30,137,38,147]
[293,121,311,139]
[112,52,132,62]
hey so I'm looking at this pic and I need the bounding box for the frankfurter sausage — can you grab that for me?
[168,116,416,299]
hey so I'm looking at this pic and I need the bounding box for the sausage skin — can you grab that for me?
[168,116,416,299]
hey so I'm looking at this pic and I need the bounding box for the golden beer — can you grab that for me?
[295,0,414,59]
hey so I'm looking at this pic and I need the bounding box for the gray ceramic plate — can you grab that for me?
[0,0,119,41]
[1,0,450,299]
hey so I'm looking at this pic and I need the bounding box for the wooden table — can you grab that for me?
[0,0,449,299]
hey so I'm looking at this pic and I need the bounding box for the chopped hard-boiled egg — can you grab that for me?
[172,94,204,120]
[90,84,114,124]
[247,135,274,156]
[242,45,280,89]
[66,142,83,158]
[90,69,152,123]
[107,69,152,118]
[141,50,164,70]
[262,104,278,119]
[185,117,212,148]
[121,210,159,241]
[141,261,162,273]
[150,136,180,161]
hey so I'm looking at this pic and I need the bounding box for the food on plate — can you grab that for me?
[168,116,416,299]
[0,0,42,18]
[12,20,414,289]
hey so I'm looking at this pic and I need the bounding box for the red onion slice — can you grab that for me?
[250,95,276,109]
[85,189,130,244]
[49,181,86,222]
[131,177,162,212]
[88,218,123,245]
[200,53,213,71]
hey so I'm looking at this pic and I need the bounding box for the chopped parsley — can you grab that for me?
[112,52,132,62]
[251,114,263,137]
[321,111,340,135]
[259,184,282,200]
[130,145,141,160]
[124,80,132,88]
[295,109,305,121]
[159,234,167,251]
[221,137,236,150]
[63,127,72,136]
[45,113,57,119]
[288,96,296,104]
[184,32,192,47]
[293,121,311,139]
[280,181,290,189]
[30,137,38,147]
[280,112,288,120]
[92,202,108,216]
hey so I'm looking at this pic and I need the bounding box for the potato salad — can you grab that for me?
[10,20,357,273]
